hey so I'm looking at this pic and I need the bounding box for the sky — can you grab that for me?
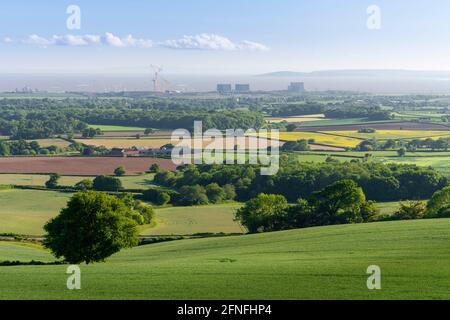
[1,0,450,74]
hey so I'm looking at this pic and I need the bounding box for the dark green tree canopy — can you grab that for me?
[44,191,139,264]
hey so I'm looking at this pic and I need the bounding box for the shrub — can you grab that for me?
[93,175,123,192]
[392,201,427,220]
[75,179,93,191]
[114,166,126,177]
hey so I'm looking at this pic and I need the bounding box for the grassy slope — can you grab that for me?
[1,219,450,299]
[141,203,244,235]
[0,189,72,235]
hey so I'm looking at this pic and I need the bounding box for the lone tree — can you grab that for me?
[144,128,155,136]
[427,186,450,217]
[397,148,407,157]
[149,163,161,173]
[43,191,139,264]
[45,173,61,189]
[114,166,126,177]
[235,193,289,233]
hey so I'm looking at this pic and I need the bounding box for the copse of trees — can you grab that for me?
[281,140,310,152]
[235,184,450,234]
[0,140,65,156]
[235,180,379,233]
[142,183,236,206]
[43,191,140,264]
[324,106,391,121]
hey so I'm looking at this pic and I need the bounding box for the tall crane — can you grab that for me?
[150,64,163,92]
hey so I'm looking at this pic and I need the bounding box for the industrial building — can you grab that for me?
[288,82,305,93]
[217,84,232,94]
[235,84,250,93]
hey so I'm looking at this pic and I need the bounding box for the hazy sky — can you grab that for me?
[1,0,450,74]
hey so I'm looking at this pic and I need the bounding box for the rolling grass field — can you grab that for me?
[0,189,72,235]
[141,203,244,236]
[26,138,72,148]
[0,174,155,190]
[1,219,450,299]
[87,124,147,131]
[0,189,242,236]
[327,130,450,140]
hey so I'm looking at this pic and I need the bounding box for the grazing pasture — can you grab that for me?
[297,121,450,132]
[267,114,327,124]
[25,139,72,148]
[87,124,147,132]
[0,157,177,175]
[140,203,244,236]
[327,130,450,140]
[1,219,450,299]
[0,189,72,236]
[0,174,155,190]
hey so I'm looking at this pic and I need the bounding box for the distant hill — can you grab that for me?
[257,69,450,78]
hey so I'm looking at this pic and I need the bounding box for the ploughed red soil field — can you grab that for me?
[0,157,177,175]
[297,121,450,132]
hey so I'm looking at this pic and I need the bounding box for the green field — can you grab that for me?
[0,174,155,190]
[1,219,450,299]
[379,156,450,174]
[88,124,147,132]
[327,130,450,140]
[0,189,72,235]
[0,189,242,236]
[292,151,450,174]
[141,204,244,236]
[297,118,398,127]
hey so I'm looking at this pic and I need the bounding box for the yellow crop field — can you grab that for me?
[327,130,450,140]
[255,132,362,148]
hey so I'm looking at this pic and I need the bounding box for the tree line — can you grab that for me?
[150,158,448,204]
[235,182,450,233]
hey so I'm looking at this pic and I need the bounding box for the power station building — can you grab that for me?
[288,82,305,93]
[235,84,250,93]
[217,84,232,94]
